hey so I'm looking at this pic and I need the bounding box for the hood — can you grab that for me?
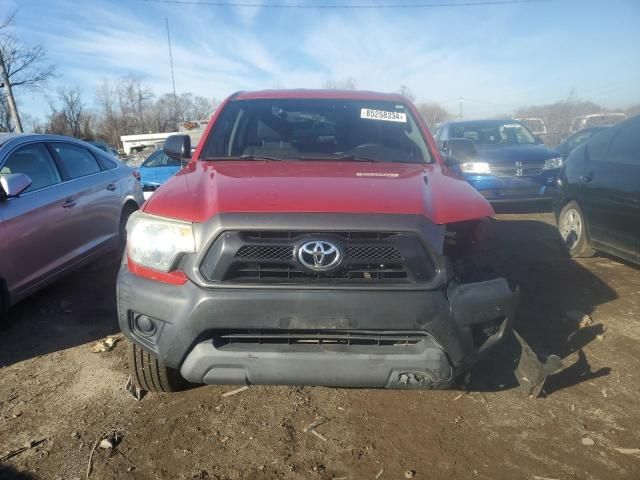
[138,165,182,186]
[476,144,560,164]
[144,160,493,225]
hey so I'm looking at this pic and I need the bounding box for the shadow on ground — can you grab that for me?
[0,258,121,368]
[467,217,616,395]
[0,465,37,480]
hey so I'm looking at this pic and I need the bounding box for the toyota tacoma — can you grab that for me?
[118,89,518,392]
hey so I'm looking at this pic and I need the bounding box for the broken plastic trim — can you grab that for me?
[513,330,563,397]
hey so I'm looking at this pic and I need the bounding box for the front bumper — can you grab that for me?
[466,170,560,203]
[118,265,518,390]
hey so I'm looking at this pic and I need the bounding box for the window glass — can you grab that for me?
[449,121,536,145]
[0,143,61,193]
[433,127,442,141]
[94,150,118,170]
[52,143,102,178]
[585,127,616,163]
[203,98,432,164]
[607,121,640,165]
[142,150,181,167]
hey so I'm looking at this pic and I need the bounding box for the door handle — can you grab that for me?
[579,172,594,183]
[62,199,77,209]
[106,183,117,191]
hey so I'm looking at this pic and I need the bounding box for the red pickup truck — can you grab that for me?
[118,89,518,392]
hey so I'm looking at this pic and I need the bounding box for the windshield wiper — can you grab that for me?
[203,155,286,161]
[296,154,380,163]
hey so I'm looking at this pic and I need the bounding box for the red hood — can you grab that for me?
[144,160,493,224]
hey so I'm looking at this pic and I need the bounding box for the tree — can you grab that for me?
[398,85,415,102]
[323,77,357,90]
[0,11,55,132]
[415,102,452,130]
[57,86,85,137]
[515,99,605,146]
[45,86,93,138]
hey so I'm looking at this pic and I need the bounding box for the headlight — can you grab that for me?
[460,162,491,174]
[543,157,564,170]
[127,212,195,272]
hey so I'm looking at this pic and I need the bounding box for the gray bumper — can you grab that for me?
[118,266,518,389]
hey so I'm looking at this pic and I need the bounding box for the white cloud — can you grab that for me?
[11,0,640,121]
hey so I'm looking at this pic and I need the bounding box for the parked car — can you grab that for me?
[137,149,183,200]
[86,140,121,159]
[556,126,610,158]
[0,134,144,322]
[118,89,518,393]
[434,119,563,203]
[570,112,626,132]
[553,115,640,265]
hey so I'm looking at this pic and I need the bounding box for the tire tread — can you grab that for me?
[128,341,186,393]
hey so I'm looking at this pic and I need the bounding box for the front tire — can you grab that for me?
[558,201,596,258]
[128,341,187,393]
[118,203,138,253]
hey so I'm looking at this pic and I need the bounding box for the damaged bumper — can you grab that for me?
[118,266,518,390]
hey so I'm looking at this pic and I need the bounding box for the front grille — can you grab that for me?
[346,246,402,261]
[234,245,402,262]
[142,184,159,192]
[492,162,544,177]
[200,230,435,286]
[236,245,294,260]
[215,330,426,347]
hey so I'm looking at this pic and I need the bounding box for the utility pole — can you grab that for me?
[0,49,23,133]
[459,96,463,120]
[166,18,177,126]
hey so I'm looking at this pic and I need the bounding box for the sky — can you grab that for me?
[4,0,640,122]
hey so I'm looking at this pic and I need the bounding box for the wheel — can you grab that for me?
[128,341,187,392]
[558,201,596,258]
[118,203,138,253]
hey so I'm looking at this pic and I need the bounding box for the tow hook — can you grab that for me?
[513,330,564,397]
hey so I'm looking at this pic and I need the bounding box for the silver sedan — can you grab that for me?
[0,134,144,320]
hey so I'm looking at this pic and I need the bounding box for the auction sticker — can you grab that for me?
[360,108,407,123]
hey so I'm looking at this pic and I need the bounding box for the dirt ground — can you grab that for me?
[1,212,639,480]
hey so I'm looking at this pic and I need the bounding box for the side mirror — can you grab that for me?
[164,135,192,161]
[0,173,32,200]
[444,138,478,164]
[534,135,544,144]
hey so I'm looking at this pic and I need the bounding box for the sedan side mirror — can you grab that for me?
[0,173,32,200]
[164,135,192,161]
[443,138,478,164]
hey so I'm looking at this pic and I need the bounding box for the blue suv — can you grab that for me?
[434,120,562,203]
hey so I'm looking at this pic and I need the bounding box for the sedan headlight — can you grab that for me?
[543,157,564,170]
[127,212,195,272]
[460,162,491,174]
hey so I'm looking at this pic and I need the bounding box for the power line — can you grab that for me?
[143,0,551,9]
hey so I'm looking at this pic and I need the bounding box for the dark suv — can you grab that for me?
[118,90,518,392]
[553,115,640,264]
[434,119,562,203]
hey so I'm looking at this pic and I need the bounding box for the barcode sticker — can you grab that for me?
[360,108,407,123]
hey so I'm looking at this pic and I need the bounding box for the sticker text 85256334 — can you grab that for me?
[360,108,407,123]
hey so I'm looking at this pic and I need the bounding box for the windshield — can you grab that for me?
[141,150,182,168]
[449,121,537,146]
[202,99,432,164]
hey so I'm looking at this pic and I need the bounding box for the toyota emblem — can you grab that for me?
[297,241,342,271]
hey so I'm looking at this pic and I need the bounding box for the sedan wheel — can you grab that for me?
[558,201,595,258]
[560,208,582,250]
